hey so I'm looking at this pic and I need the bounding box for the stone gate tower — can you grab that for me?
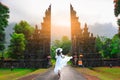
[70,4,102,67]
[24,5,51,68]
[71,4,96,55]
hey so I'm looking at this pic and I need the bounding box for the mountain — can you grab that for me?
[88,23,118,38]
[5,22,15,47]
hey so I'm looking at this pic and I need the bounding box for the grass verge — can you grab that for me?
[0,68,48,80]
[75,67,120,80]
[0,68,35,80]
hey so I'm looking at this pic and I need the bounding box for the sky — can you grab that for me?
[1,0,117,27]
[1,0,118,41]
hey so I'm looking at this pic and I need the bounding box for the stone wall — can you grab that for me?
[82,58,120,67]
[0,59,49,68]
[103,58,120,67]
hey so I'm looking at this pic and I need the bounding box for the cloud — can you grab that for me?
[88,23,118,38]
[1,0,51,24]
[1,0,117,27]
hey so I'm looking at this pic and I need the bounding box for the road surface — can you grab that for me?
[33,66,87,80]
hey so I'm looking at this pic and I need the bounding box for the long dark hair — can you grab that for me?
[57,50,61,56]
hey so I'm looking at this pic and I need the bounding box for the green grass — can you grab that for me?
[93,67,120,80]
[94,67,120,75]
[76,67,120,80]
[0,68,35,80]
[0,68,49,80]
[51,59,56,65]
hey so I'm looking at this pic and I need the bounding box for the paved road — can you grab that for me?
[33,66,87,80]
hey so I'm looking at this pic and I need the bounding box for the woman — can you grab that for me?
[54,48,72,79]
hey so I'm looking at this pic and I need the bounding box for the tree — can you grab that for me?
[0,2,9,51]
[113,0,120,58]
[51,36,71,59]
[95,36,113,58]
[51,39,62,59]
[114,0,120,17]
[102,38,112,58]
[8,33,25,59]
[50,46,56,60]
[111,34,120,58]
[61,36,71,55]
[14,21,34,40]
[14,21,34,54]
[96,35,120,58]
[95,36,103,52]
[52,40,61,48]
[114,0,120,37]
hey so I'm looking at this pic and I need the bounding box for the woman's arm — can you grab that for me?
[61,53,65,58]
[55,53,58,59]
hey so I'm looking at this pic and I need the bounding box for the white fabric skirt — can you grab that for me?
[54,56,72,74]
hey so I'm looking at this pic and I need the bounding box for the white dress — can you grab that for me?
[54,53,72,74]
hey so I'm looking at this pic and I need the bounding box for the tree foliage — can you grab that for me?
[14,21,34,40]
[0,2,9,51]
[114,0,120,38]
[51,36,71,59]
[52,40,61,48]
[50,46,56,60]
[114,0,120,17]
[95,36,103,52]
[7,21,34,59]
[61,36,71,55]
[111,34,120,58]
[96,35,120,58]
[102,38,112,58]
[8,33,25,59]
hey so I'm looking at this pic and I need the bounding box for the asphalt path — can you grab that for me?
[34,66,87,80]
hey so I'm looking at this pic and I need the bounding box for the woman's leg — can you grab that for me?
[58,70,61,79]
